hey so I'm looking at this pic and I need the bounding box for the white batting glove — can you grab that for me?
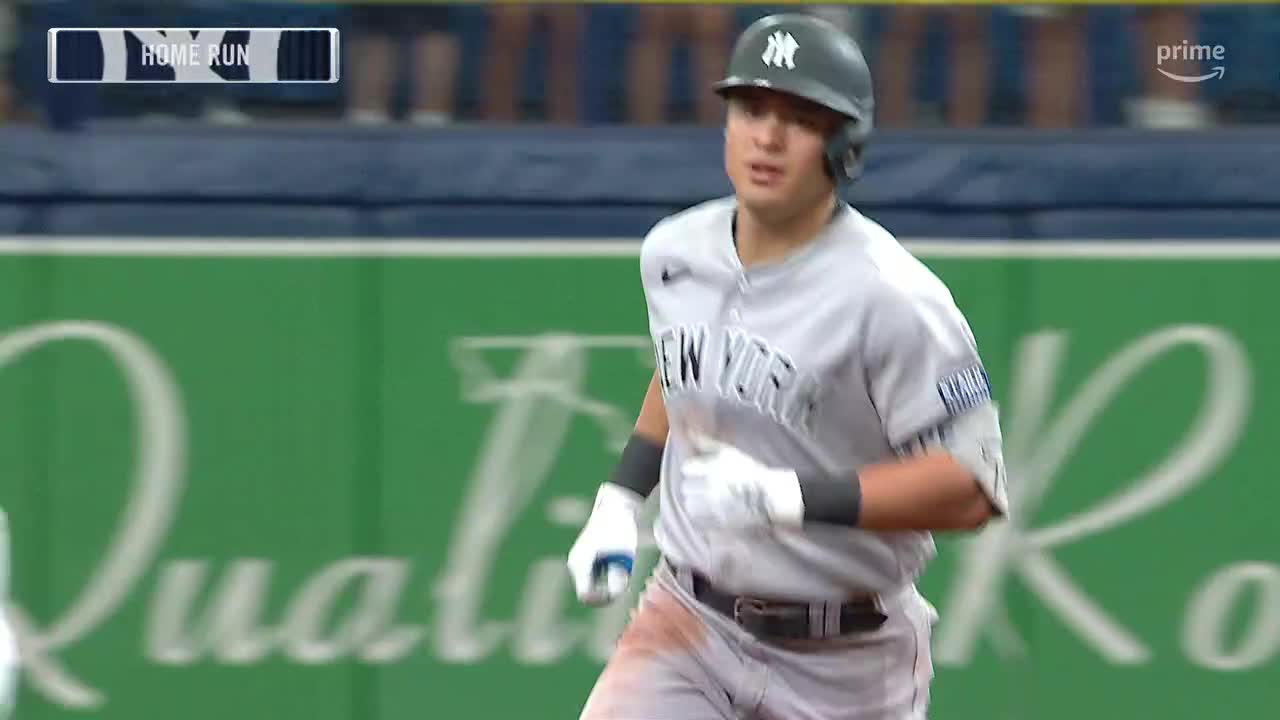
[567,483,644,607]
[0,509,14,719]
[679,434,805,530]
[0,613,14,720]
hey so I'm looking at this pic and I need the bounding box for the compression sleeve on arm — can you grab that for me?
[607,433,665,498]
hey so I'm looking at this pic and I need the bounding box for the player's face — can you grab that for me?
[723,89,844,221]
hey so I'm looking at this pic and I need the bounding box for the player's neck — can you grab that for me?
[735,195,839,269]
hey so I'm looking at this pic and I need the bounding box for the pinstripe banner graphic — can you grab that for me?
[48,28,339,83]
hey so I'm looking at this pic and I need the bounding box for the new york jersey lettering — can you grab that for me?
[659,324,820,436]
[718,327,820,435]
[655,324,709,394]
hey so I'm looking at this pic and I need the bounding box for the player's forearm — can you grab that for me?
[633,370,669,445]
[604,371,669,500]
[854,453,994,531]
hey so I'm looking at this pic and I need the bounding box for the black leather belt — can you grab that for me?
[683,565,888,640]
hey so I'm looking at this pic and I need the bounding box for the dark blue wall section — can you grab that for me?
[2,124,1276,239]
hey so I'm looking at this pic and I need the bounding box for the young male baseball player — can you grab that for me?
[567,13,1009,720]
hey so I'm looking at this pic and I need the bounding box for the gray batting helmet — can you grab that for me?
[713,13,875,186]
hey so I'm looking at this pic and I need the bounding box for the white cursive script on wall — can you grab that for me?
[0,322,1270,711]
[1,327,660,709]
[935,324,1253,666]
[0,321,186,708]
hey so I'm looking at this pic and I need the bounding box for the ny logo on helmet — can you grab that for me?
[761,31,798,70]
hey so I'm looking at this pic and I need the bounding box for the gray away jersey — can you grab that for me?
[641,197,995,600]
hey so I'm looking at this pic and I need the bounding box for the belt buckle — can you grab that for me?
[732,597,768,627]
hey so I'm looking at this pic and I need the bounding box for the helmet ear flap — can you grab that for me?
[824,119,866,188]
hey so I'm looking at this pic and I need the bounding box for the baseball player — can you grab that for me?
[567,12,1008,720]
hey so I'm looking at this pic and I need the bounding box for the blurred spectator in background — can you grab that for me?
[805,4,864,41]
[876,6,990,127]
[481,4,582,124]
[0,0,13,122]
[346,3,458,125]
[625,4,731,125]
[1020,6,1208,128]
[1127,7,1209,127]
[0,1,1247,130]
[1020,6,1085,127]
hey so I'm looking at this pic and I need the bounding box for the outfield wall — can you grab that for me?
[0,126,1276,719]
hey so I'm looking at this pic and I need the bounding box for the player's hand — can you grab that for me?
[567,483,644,607]
[0,614,15,720]
[679,434,805,530]
[0,509,15,720]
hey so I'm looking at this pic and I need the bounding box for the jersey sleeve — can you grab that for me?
[893,404,1010,517]
[862,284,1008,515]
[637,215,676,332]
[861,283,992,449]
[638,228,659,324]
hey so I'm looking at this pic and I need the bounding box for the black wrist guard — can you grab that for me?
[607,433,665,499]
[797,471,863,527]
